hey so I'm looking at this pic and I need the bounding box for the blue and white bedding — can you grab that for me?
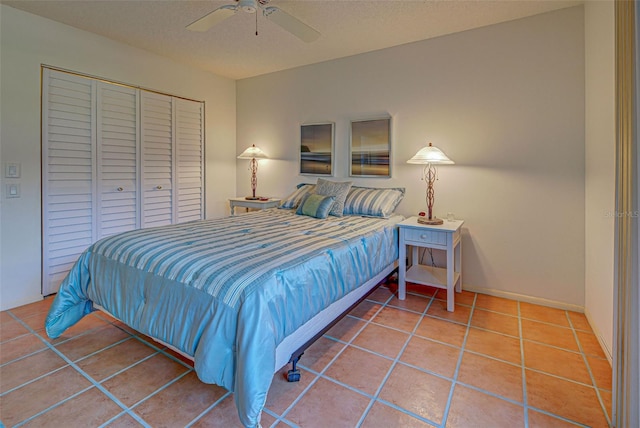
[45,208,400,427]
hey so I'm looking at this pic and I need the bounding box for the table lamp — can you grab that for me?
[407,143,454,225]
[238,144,268,200]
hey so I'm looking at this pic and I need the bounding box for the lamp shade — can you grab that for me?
[406,143,454,165]
[238,144,268,160]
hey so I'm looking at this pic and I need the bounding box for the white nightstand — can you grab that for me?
[398,216,464,312]
[229,198,281,215]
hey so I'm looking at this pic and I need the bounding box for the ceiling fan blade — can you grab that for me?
[186,5,236,32]
[263,6,320,43]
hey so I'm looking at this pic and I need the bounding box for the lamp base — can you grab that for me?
[245,196,260,200]
[417,216,444,225]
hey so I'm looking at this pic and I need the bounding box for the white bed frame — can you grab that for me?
[96,261,397,377]
[275,261,397,374]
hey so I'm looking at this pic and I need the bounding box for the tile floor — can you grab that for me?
[1,282,612,427]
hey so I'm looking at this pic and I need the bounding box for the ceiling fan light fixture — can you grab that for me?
[238,0,257,14]
[187,0,319,43]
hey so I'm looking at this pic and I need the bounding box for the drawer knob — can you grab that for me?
[421,234,428,239]
[117,187,123,192]
[156,185,163,190]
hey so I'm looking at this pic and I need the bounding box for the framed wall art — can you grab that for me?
[300,122,334,176]
[350,116,392,177]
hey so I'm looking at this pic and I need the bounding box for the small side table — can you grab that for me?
[398,216,464,312]
[229,198,281,215]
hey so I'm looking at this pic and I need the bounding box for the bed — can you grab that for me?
[45,184,404,428]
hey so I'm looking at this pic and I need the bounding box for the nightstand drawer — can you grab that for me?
[403,228,448,245]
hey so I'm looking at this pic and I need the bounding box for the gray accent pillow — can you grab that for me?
[314,178,353,217]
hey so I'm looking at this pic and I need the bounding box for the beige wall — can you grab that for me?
[584,0,615,360]
[237,7,587,308]
[0,5,237,310]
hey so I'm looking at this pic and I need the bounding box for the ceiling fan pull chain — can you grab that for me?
[255,9,258,36]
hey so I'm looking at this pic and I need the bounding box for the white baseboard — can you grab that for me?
[463,285,584,313]
[584,310,614,364]
[464,285,613,363]
[2,294,45,312]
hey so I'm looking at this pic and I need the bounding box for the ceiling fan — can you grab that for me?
[186,0,320,43]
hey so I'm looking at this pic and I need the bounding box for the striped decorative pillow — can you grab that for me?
[295,194,336,219]
[279,183,316,209]
[343,187,405,218]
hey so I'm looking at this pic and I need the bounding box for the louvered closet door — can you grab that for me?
[175,98,204,223]
[141,92,174,228]
[43,68,205,295]
[42,69,96,295]
[96,83,139,239]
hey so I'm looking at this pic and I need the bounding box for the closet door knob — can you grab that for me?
[117,187,124,192]
[156,185,163,190]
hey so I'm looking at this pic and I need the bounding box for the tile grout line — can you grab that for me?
[70,335,133,364]
[7,313,153,428]
[526,408,592,428]
[261,407,285,428]
[518,301,530,428]
[520,308,607,427]
[523,366,609,389]
[3,294,613,427]
[184,390,233,427]
[330,289,416,427]
[519,311,593,428]
[448,380,528,408]
[566,311,613,428]
[520,310,592,428]
[3,309,198,421]
[1,364,70,397]
[522,337,595,355]
[273,287,396,427]
[97,409,132,428]
[112,363,195,417]
[372,398,439,427]
[0,345,50,371]
[89,350,161,385]
[438,293,477,428]
[354,289,439,428]
[12,385,95,427]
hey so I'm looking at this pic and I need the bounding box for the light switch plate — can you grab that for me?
[5,163,21,178]
[6,183,20,198]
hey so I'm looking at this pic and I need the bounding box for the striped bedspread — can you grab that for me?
[92,209,396,308]
[45,209,401,427]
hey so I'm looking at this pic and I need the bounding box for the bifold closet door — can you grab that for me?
[140,92,174,228]
[43,69,205,295]
[175,98,204,223]
[42,72,140,295]
[140,94,204,227]
[96,82,139,239]
[42,69,97,295]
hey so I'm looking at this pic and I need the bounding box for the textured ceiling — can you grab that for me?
[2,0,581,80]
